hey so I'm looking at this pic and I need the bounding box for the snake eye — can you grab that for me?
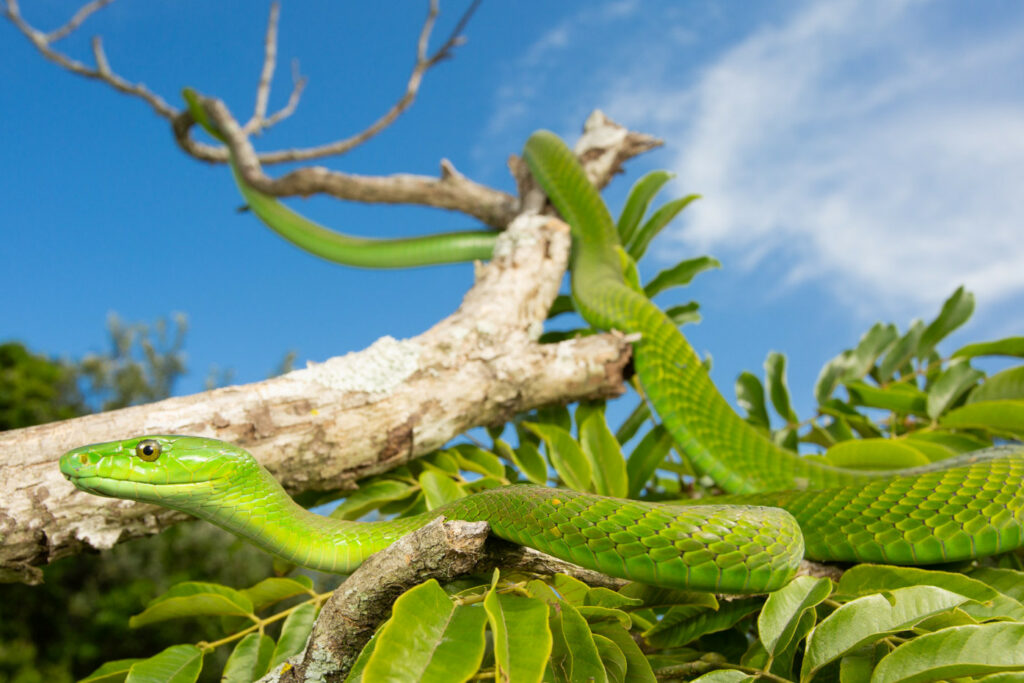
[136,439,162,462]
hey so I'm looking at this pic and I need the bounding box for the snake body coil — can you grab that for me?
[58,130,1024,593]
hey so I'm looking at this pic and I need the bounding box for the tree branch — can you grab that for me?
[0,214,634,584]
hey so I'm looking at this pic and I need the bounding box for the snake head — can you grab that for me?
[60,435,259,509]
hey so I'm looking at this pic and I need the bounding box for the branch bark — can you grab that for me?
[0,214,634,584]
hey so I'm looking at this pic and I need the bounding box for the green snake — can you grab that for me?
[58,126,1024,594]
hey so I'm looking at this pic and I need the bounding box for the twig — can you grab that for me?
[244,1,280,135]
[4,0,177,119]
[46,0,113,42]
[250,0,482,163]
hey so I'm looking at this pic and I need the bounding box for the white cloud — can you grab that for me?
[604,0,1024,313]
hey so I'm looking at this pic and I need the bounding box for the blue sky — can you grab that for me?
[3,0,1022,422]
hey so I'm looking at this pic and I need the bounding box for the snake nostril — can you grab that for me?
[78,453,89,465]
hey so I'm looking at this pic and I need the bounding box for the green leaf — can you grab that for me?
[448,443,506,478]
[548,600,608,683]
[801,585,968,680]
[837,564,1024,622]
[927,360,985,418]
[80,659,141,683]
[222,633,274,683]
[969,366,1024,403]
[615,401,651,444]
[627,195,701,261]
[241,576,314,611]
[968,567,1024,603]
[758,576,832,655]
[871,622,1024,683]
[953,336,1024,359]
[535,404,573,432]
[485,589,551,683]
[918,286,974,359]
[815,352,853,404]
[125,644,203,683]
[616,246,644,293]
[626,424,674,497]
[877,321,925,381]
[846,381,927,415]
[691,672,753,683]
[329,479,415,520]
[765,351,798,423]
[616,170,673,246]
[130,582,254,627]
[270,602,317,669]
[553,573,591,606]
[905,430,991,453]
[939,400,1024,438]
[548,294,576,319]
[585,587,643,609]
[823,439,930,470]
[593,634,628,683]
[666,301,702,327]
[524,422,592,491]
[643,256,721,298]
[644,598,762,648]
[364,580,487,683]
[497,439,548,485]
[419,469,464,510]
[846,323,899,381]
[735,371,771,429]
[578,407,628,497]
[590,623,657,683]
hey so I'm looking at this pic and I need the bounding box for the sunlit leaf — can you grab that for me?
[241,577,314,612]
[765,352,798,423]
[548,599,607,682]
[845,323,899,381]
[643,256,720,298]
[871,623,1024,683]
[666,301,702,327]
[222,633,274,683]
[484,582,551,683]
[823,439,930,470]
[363,580,487,683]
[801,585,968,680]
[940,400,1024,438]
[419,469,464,510]
[626,424,674,497]
[578,406,628,497]
[877,320,924,381]
[80,659,140,683]
[448,443,506,478]
[125,644,203,683]
[628,195,701,261]
[758,576,831,655]
[918,286,974,359]
[130,582,254,627]
[644,598,762,649]
[590,622,657,683]
[329,479,416,520]
[735,371,770,430]
[846,381,927,415]
[927,360,985,418]
[617,170,673,246]
[497,438,548,485]
[952,336,1024,360]
[968,366,1024,403]
[524,421,592,491]
[270,602,317,670]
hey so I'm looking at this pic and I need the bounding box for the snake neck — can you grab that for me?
[182,464,421,573]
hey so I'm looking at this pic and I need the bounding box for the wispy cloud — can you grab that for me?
[484,0,1024,316]
[606,0,1024,313]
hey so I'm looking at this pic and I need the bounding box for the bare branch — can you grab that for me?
[261,59,307,129]
[4,0,177,119]
[244,1,280,135]
[252,0,482,164]
[45,0,114,43]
